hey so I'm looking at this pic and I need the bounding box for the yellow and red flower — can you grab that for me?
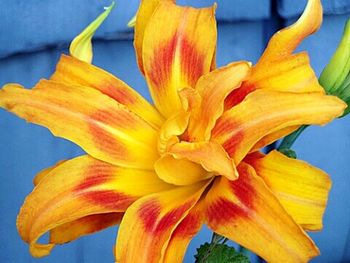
[0,0,347,262]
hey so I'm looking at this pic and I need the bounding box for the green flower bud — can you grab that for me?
[319,19,350,116]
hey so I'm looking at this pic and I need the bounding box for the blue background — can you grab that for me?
[0,0,349,262]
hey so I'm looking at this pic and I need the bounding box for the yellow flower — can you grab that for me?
[0,0,347,262]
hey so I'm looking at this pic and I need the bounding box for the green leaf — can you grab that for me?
[195,243,250,263]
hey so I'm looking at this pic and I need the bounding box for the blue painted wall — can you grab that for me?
[0,0,349,262]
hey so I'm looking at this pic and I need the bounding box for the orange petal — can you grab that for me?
[246,150,331,231]
[17,155,173,257]
[0,81,159,169]
[33,160,67,186]
[225,0,323,108]
[50,213,123,244]
[168,141,238,181]
[204,163,319,262]
[188,61,251,141]
[250,126,299,153]
[142,1,217,117]
[134,0,175,74]
[115,179,211,263]
[163,200,205,262]
[259,0,322,63]
[225,53,325,108]
[51,55,164,129]
[213,90,346,165]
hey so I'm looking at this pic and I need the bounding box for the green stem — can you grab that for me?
[277,125,308,151]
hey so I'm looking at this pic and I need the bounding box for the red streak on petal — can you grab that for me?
[148,34,205,92]
[207,175,256,225]
[224,83,256,110]
[172,211,201,238]
[88,109,132,160]
[156,201,193,233]
[101,83,138,105]
[138,199,194,233]
[212,119,244,158]
[180,37,205,87]
[75,163,136,210]
[138,199,162,232]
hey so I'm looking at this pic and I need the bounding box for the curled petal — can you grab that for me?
[143,1,217,117]
[204,163,319,262]
[115,180,211,263]
[213,90,346,165]
[188,61,251,141]
[225,0,324,108]
[69,2,115,63]
[154,154,209,186]
[260,0,322,62]
[51,55,164,129]
[50,213,123,244]
[246,150,331,231]
[17,155,173,257]
[0,81,159,169]
[168,141,238,181]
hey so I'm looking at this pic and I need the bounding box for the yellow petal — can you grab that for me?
[154,154,209,186]
[17,155,173,257]
[213,90,346,165]
[204,163,319,262]
[51,55,164,129]
[142,1,217,117]
[0,81,159,169]
[134,0,175,73]
[246,150,331,231]
[188,61,251,141]
[115,180,211,263]
[69,2,115,63]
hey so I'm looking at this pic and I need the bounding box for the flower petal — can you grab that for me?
[163,200,205,262]
[250,126,299,153]
[188,61,251,141]
[225,53,324,108]
[0,81,159,169]
[246,150,331,231]
[142,1,217,117]
[154,154,209,186]
[225,0,323,108]
[204,163,319,262]
[115,180,211,263]
[134,0,175,74]
[50,212,123,244]
[17,155,173,257]
[51,55,164,129]
[213,90,346,165]
[168,141,238,181]
[33,160,67,186]
[259,0,322,63]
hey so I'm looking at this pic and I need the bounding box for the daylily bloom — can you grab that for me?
[0,0,347,262]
